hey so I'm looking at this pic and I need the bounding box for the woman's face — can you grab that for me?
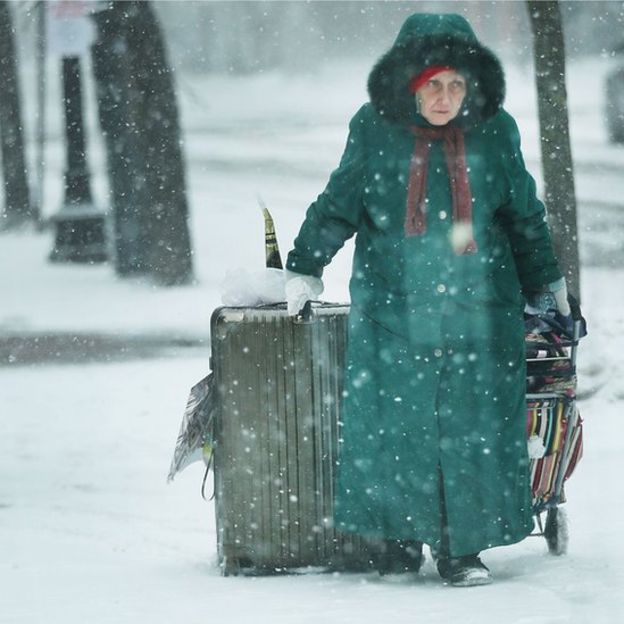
[416,70,467,126]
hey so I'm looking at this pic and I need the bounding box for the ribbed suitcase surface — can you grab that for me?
[210,304,374,575]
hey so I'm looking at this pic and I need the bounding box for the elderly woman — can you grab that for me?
[285,13,571,586]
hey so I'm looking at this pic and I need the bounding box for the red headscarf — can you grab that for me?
[409,65,454,93]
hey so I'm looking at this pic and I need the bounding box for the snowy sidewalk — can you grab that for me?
[1,353,622,623]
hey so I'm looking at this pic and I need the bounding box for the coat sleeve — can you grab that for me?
[286,108,367,278]
[497,111,562,293]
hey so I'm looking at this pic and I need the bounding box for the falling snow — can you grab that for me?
[1,7,623,624]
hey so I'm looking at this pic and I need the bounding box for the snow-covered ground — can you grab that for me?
[1,51,623,623]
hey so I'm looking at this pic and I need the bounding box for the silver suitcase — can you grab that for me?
[210,304,375,575]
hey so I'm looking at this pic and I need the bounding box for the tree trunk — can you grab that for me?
[128,2,194,286]
[92,3,150,275]
[527,0,580,301]
[91,1,194,285]
[0,2,32,229]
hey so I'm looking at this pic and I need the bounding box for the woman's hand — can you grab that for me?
[526,277,574,335]
[284,271,324,317]
[549,277,574,335]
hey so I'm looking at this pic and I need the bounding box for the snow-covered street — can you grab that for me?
[0,352,621,622]
[1,47,623,624]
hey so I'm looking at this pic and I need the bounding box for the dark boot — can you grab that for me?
[436,553,492,587]
[375,539,423,575]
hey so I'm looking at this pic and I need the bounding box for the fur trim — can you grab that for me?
[368,32,505,127]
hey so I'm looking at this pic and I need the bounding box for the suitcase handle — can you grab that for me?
[295,300,346,323]
[295,300,313,323]
[251,301,347,323]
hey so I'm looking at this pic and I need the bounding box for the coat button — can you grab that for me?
[434,348,443,358]
[437,284,446,293]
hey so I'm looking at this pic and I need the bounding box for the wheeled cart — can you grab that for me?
[525,315,584,555]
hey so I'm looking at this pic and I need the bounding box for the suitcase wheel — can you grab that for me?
[221,556,242,576]
[544,506,569,556]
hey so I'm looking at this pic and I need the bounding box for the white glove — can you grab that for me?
[549,277,571,317]
[284,270,323,316]
[526,277,574,336]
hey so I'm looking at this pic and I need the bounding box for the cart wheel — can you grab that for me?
[544,507,569,556]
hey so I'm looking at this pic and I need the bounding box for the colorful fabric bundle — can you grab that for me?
[526,395,583,511]
[525,314,583,512]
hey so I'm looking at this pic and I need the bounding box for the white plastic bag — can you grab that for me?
[220,268,286,306]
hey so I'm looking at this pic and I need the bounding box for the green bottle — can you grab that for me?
[259,199,283,269]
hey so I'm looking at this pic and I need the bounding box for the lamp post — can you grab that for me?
[49,55,107,263]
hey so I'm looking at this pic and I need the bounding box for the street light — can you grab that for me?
[49,55,107,263]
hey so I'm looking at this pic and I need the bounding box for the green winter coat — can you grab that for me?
[286,13,562,557]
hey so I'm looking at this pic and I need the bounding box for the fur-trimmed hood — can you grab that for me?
[368,13,505,128]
